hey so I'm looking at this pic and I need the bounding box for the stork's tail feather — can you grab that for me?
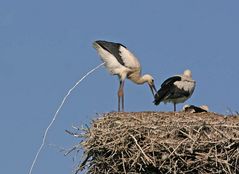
[92,42,100,50]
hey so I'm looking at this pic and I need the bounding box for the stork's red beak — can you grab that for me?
[149,83,157,97]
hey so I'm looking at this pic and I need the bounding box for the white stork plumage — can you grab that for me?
[154,69,196,112]
[93,40,157,112]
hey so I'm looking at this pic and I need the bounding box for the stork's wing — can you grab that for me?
[94,40,126,66]
[161,76,181,87]
[154,76,180,105]
[93,41,125,74]
[166,86,191,99]
[94,40,141,69]
[118,45,141,69]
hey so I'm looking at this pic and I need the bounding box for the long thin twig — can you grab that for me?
[29,62,105,174]
[129,134,154,165]
[121,152,127,174]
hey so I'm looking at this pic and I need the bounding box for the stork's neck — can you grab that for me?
[128,72,148,84]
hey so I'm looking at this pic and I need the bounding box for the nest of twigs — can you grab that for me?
[67,112,239,174]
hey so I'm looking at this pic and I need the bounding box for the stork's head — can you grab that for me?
[143,74,157,96]
[183,69,192,78]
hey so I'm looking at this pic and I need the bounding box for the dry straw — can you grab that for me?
[67,111,239,174]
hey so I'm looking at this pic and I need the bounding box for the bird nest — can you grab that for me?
[67,112,239,174]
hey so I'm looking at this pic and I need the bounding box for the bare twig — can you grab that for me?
[129,134,154,165]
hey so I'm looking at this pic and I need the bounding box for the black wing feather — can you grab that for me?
[95,40,126,66]
[166,86,191,99]
[154,87,170,105]
[161,76,181,87]
[154,76,185,105]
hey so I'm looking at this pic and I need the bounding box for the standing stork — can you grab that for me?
[93,40,157,112]
[154,69,196,112]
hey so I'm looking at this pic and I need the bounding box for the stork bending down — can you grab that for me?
[93,40,157,112]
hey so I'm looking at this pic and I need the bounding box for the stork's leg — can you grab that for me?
[174,103,176,112]
[121,81,125,112]
[118,80,124,112]
[118,84,121,112]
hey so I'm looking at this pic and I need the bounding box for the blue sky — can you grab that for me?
[1,1,239,174]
